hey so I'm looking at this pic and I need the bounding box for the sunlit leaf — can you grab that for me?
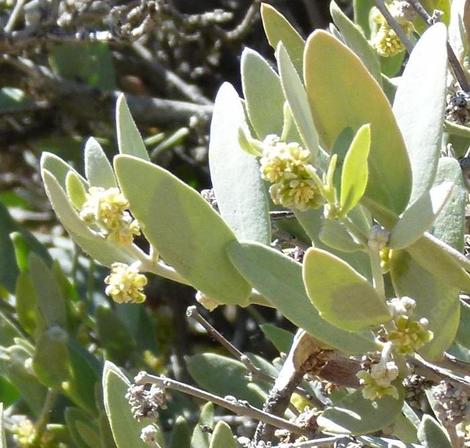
[84,137,117,188]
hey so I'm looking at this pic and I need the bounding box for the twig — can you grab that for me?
[223,0,261,41]
[150,127,190,161]
[31,389,58,445]
[186,306,273,384]
[406,0,470,92]
[134,372,313,437]
[374,0,414,52]
[132,43,212,105]
[271,435,349,448]
[5,0,27,33]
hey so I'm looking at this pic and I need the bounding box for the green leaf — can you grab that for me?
[319,220,363,253]
[241,48,285,138]
[191,402,214,448]
[0,310,22,347]
[170,416,191,448]
[261,3,305,74]
[390,250,460,359]
[260,324,294,354]
[208,83,271,244]
[303,248,391,331]
[15,272,39,336]
[41,151,87,188]
[66,408,101,448]
[29,253,66,328]
[276,43,319,158]
[340,124,371,215]
[116,94,149,161]
[186,353,265,408]
[353,0,375,37]
[417,0,451,33]
[389,182,454,250]
[49,42,116,89]
[305,30,411,215]
[84,137,117,188]
[33,326,69,388]
[227,242,376,353]
[66,171,87,210]
[318,385,405,435]
[96,306,136,365]
[102,361,149,448]
[2,345,47,416]
[417,415,452,448]
[115,155,251,305]
[209,422,236,448]
[431,158,466,251]
[455,301,470,349]
[393,24,448,204]
[330,1,382,83]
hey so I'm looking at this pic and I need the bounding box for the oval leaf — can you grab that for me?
[389,181,454,250]
[303,248,391,331]
[340,124,371,215]
[304,30,411,215]
[277,43,319,158]
[241,48,285,138]
[209,83,271,244]
[261,3,305,74]
[227,241,376,353]
[116,94,149,161]
[330,1,382,83]
[393,24,448,203]
[84,137,117,188]
[102,361,149,448]
[114,155,251,305]
[209,422,236,448]
[318,385,405,435]
[417,415,452,448]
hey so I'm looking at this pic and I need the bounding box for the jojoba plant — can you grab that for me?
[2,0,469,447]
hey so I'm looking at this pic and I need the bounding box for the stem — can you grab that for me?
[341,216,368,247]
[374,0,414,52]
[369,247,385,300]
[31,389,58,446]
[271,436,348,448]
[134,372,313,437]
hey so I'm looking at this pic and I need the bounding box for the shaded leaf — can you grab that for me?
[191,402,214,448]
[186,353,265,408]
[353,0,375,37]
[319,220,363,252]
[393,24,447,204]
[0,403,5,448]
[227,241,376,353]
[209,83,271,244]
[169,416,190,448]
[303,247,390,331]
[260,324,294,354]
[241,48,285,138]
[66,408,101,448]
[0,310,22,347]
[304,30,411,214]
[115,155,251,305]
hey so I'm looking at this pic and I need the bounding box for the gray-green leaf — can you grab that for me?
[84,137,117,188]
[209,422,236,448]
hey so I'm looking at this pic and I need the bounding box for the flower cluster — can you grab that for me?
[105,262,148,304]
[259,135,324,211]
[370,2,414,58]
[386,296,433,354]
[140,425,162,447]
[356,346,400,400]
[79,187,140,245]
[126,382,167,421]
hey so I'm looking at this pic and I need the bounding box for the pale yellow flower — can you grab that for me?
[357,359,399,400]
[105,263,147,304]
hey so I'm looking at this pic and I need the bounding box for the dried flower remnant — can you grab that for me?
[140,425,162,447]
[126,382,167,421]
[105,262,148,304]
[79,186,141,245]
